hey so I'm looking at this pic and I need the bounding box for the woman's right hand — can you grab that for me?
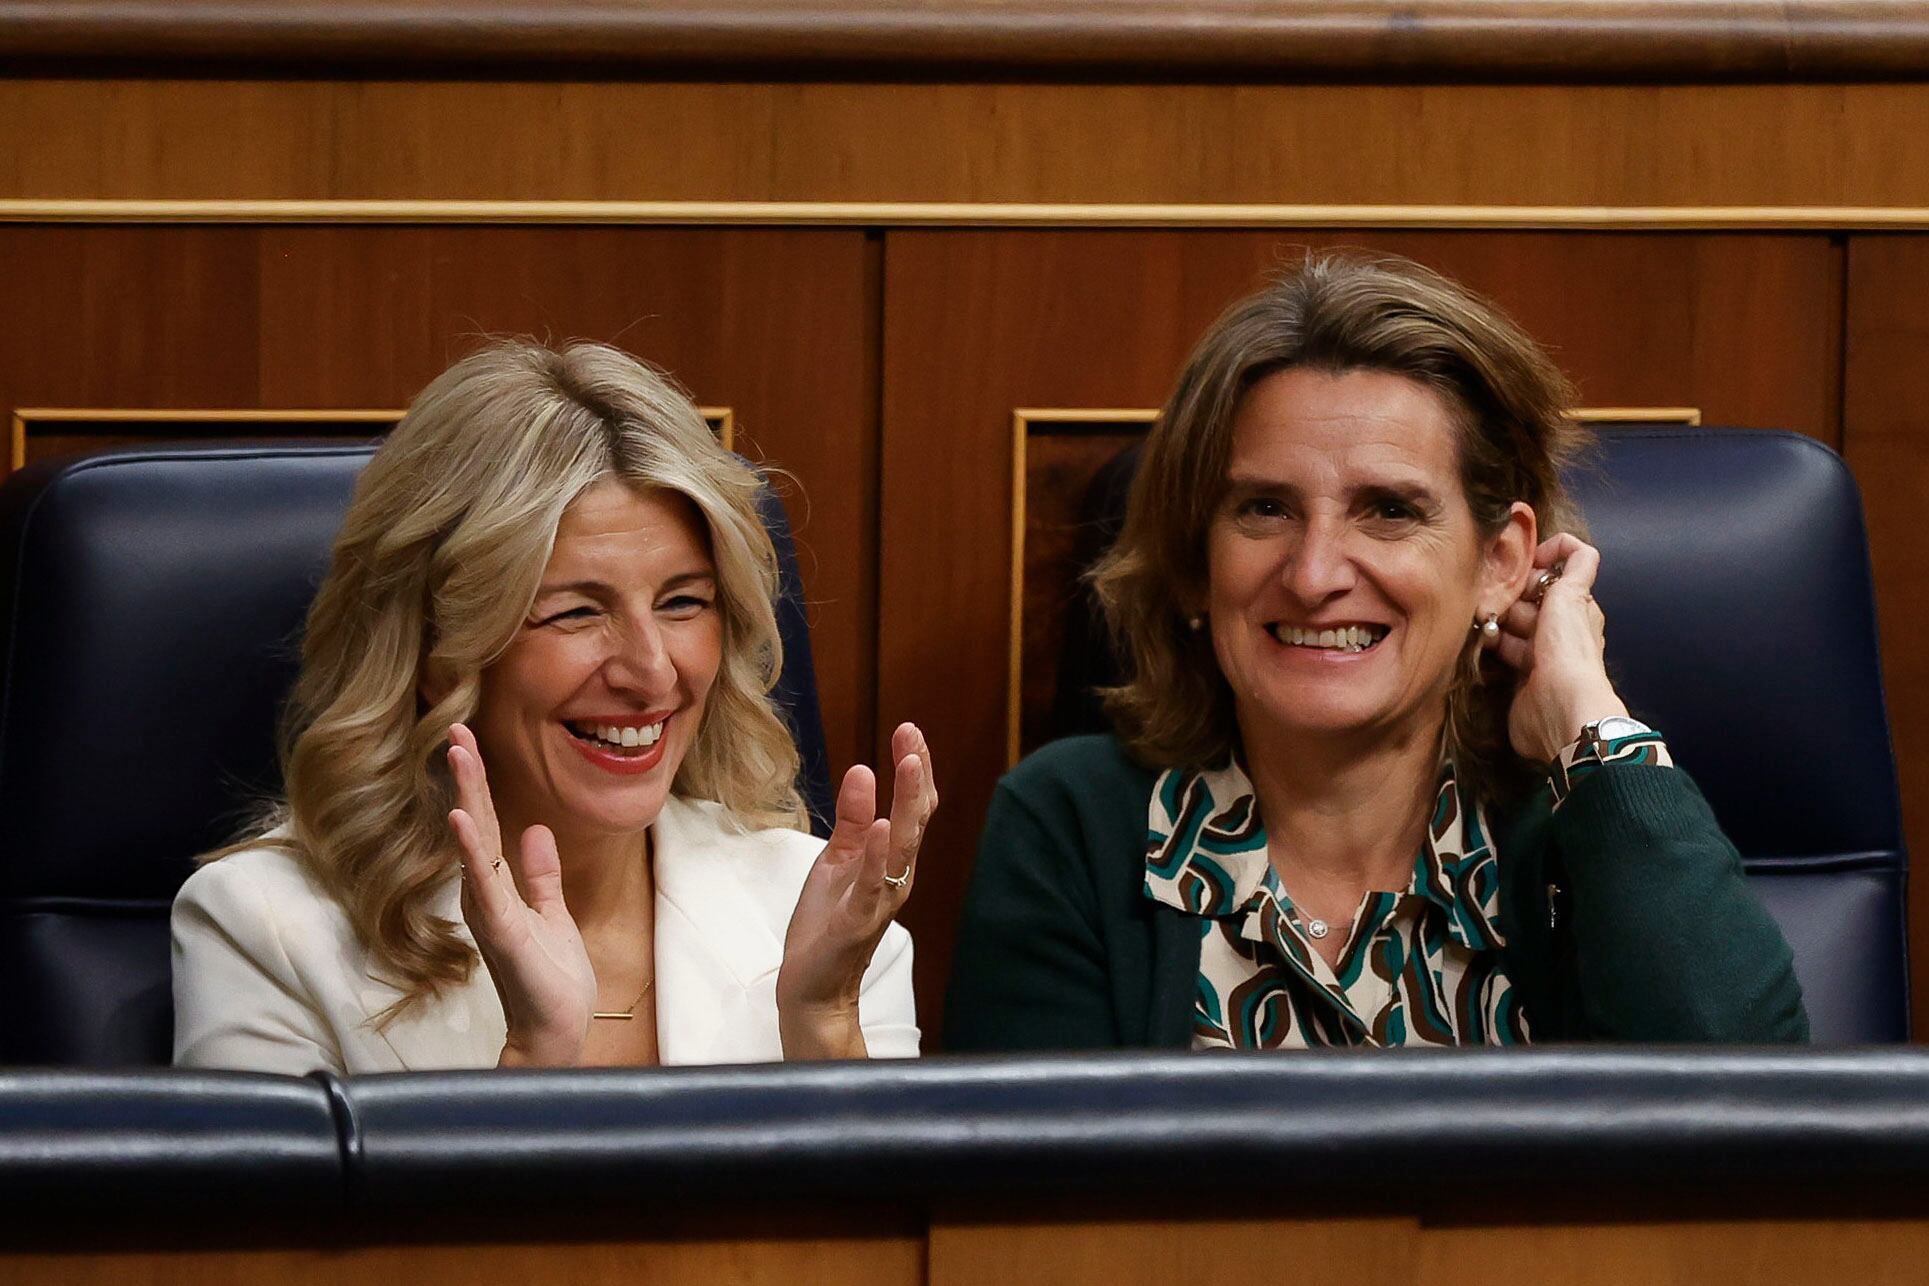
[1494,535,1630,764]
[446,723,598,1068]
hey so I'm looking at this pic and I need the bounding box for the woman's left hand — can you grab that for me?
[776,721,936,1060]
[1494,534,1632,764]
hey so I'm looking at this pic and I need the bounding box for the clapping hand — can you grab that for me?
[776,722,937,1060]
[1492,535,1632,764]
[446,722,598,1068]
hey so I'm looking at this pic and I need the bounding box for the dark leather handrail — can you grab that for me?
[0,1069,343,1222]
[7,1051,1929,1243]
[7,0,1929,82]
[329,1050,1929,1219]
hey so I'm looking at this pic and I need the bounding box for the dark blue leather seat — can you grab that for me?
[1057,428,1908,1042]
[1568,430,1907,1043]
[0,443,833,1067]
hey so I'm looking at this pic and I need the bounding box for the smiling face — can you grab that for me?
[1206,366,1531,757]
[467,478,723,848]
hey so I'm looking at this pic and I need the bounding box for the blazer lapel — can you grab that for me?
[368,878,509,1071]
[652,795,792,1065]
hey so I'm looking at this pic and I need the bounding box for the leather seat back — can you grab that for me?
[0,443,832,1065]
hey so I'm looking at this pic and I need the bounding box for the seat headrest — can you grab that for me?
[0,444,373,900]
[1570,429,1901,861]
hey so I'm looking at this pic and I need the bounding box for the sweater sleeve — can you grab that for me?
[1549,764,1809,1043]
[943,775,1120,1051]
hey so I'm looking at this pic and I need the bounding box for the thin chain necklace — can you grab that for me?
[593,977,654,1021]
[1297,911,1350,945]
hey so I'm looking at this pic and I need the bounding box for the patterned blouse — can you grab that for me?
[1143,729,1673,1050]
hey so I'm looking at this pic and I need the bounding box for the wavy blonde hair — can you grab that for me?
[213,339,804,1014]
[1093,252,1591,805]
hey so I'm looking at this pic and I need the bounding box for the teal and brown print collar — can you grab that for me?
[1144,755,1521,1047]
[1144,755,1506,949]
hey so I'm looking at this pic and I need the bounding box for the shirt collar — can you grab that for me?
[1143,756,1506,950]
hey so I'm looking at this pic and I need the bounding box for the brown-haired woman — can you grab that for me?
[946,253,1804,1050]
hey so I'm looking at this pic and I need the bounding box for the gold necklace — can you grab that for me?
[592,977,654,1021]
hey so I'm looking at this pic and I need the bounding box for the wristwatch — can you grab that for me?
[1578,715,1652,755]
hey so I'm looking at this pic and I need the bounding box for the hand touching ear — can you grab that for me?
[1492,537,1631,763]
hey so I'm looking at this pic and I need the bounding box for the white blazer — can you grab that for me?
[170,795,918,1075]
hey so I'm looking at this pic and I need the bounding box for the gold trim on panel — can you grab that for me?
[10,406,735,469]
[9,407,403,471]
[7,200,1929,230]
[1572,407,1702,426]
[1005,404,1701,766]
[1008,412,1028,769]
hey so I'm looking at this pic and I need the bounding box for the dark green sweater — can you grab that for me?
[945,734,1808,1049]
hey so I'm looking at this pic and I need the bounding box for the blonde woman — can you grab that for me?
[172,340,932,1074]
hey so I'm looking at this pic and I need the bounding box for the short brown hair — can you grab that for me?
[1092,251,1590,803]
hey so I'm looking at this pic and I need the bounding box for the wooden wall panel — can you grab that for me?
[880,228,1843,1038]
[930,1215,1418,1286]
[10,1215,1929,1285]
[0,1235,922,1285]
[5,80,1929,211]
[1844,236,1929,1040]
[930,1215,1929,1286]
[0,225,264,412]
[0,225,880,778]
[1415,1220,1929,1286]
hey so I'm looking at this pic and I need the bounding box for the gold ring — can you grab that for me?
[491,857,504,873]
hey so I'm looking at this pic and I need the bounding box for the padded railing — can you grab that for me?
[8,1051,1929,1240]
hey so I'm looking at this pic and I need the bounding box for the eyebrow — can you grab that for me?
[1222,474,1444,506]
[532,570,718,599]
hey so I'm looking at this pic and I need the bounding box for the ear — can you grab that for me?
[1479,502,1539,612]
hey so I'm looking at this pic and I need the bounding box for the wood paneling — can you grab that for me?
[0,224,879,776]
[8,0,1929,80]
[880,228,1843,1038]
[931,1215,1418,1286]
[1415,1220,1929,1286]
[0,1235,922,1285]
[6,81,1929,211]
[1844,236,1929,1040]
[928,1215,1929,1286]
[11,1216,1929,1285]
[0,226,264,410]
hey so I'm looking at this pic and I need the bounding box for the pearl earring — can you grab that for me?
[1187,615,1204,632]
[1478,612,1500,644]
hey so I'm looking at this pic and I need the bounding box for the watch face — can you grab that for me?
[1593,716,1651,741]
